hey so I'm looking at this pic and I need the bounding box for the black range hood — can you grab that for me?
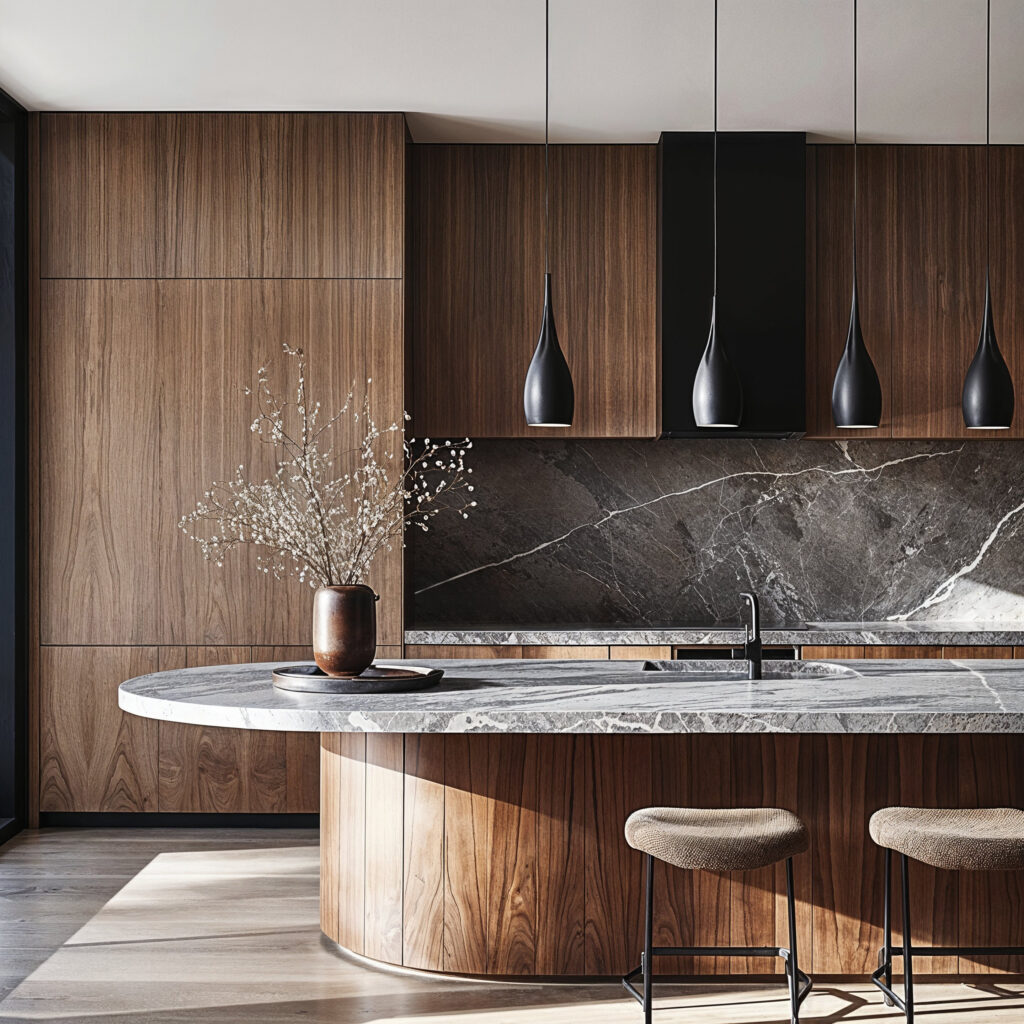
[659,132,806,438]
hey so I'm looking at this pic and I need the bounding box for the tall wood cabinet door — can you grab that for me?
[39,646,160,812]
[410,144,657,439]
[805,146,896,438]
[38,112,405,279]
[891,146,996,438]
[39,278,403,647]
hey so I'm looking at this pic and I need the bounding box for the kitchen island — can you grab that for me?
[119,658,1024,979]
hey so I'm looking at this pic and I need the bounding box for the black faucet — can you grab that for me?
[740,592,762,680]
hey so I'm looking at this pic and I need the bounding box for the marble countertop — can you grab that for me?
[404,621,1024,646]
[120,657,1024,734]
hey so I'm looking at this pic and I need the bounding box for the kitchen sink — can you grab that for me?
[641,659,856,679]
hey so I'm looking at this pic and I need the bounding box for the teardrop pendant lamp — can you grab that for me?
[524,0,574,428]
[832,0,882,429]
[963,0,1014,429]
[692,0,743,428]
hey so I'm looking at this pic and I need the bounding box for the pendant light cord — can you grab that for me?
[852,0,858,280]
[544,0,550,276]
[713,0,718,298]
[986,0,991,283]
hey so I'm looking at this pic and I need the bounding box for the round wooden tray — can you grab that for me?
[271,663,444,694]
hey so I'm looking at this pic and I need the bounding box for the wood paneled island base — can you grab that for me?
[320,733,1024,978]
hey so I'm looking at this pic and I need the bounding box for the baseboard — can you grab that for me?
[39,812,319,828]
[0,817,20,846]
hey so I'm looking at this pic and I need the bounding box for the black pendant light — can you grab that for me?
[831,0,882,429]
[963,0,1014,429]
[692,0,743,428]
[524,0,574,428]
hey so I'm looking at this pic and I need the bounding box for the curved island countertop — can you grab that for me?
[119,657,1024,733]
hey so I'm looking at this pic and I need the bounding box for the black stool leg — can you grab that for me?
[643,853,654,1024]
[901,853,914,1024]
[785,857,801,1024]
[882,847,894,1006]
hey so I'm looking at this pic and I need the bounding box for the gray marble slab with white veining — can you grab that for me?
[120,657,1024,734]
[404,621,1024,646]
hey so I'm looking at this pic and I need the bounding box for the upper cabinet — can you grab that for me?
[410,144,658,439]
[807,144,1024,439]
[38,112,407,279]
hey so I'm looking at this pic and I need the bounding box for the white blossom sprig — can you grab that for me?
[180,344,475,587]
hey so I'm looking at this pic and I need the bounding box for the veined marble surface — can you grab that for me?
[404,621,1024,646]
[120,658,1024,734]
[412,440,1024,628]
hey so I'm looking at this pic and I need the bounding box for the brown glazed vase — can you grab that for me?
[312,584,378,677]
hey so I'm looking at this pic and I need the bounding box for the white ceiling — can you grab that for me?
[2,0,1023,143]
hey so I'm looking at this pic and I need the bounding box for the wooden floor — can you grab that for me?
[1,830,1023,1023]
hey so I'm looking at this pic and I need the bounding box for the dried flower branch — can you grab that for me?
[180,344,475,587]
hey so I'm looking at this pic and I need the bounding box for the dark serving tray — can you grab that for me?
[271,663,444,694]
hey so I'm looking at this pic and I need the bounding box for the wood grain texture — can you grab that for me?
[943,646,1013,659]
[403,734,445,971]
[410,144,657,438]
[584,735,652,975]
[320,732,366,954]
[893,736,960,974]
[158,647,288,813]
[802,645,865,659]
[732,736,813,976]
[364,733,405,964]
[958,735,1024,973]
[653,735,732,976]
[443,734,492,973]
[805,146,896,438]
[811,735,894,974]
[861,646,940,659]
[534,734,585,975]
[520,646,608,659]
[38,114,160,278]
[39,279,403,647]
[39,646,160,812]
[404,645,522,659]
[608,646,672,660]
[39,112,405,278]
[892,146,989,438]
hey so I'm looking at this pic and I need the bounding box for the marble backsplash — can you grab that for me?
[411,439,1024,628]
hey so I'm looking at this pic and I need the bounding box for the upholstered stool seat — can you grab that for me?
[622,805,812,1023]
[869,806,1024,872]
[625,806,810,873]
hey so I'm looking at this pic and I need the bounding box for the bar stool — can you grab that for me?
[869,805,1024,1022]
[622,806,813,1024]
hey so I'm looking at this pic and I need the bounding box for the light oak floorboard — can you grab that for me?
[0,829,1022,1022]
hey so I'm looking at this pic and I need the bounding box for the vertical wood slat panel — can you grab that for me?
[443,734,492,973]
[811,735,895,974]
[320,732,366,955]
[364,733,405,964]
[403,734,445,970]
[584,735,652,975]
[535,734,586,975]
[38,112,405,279]
[39,646,161,812]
